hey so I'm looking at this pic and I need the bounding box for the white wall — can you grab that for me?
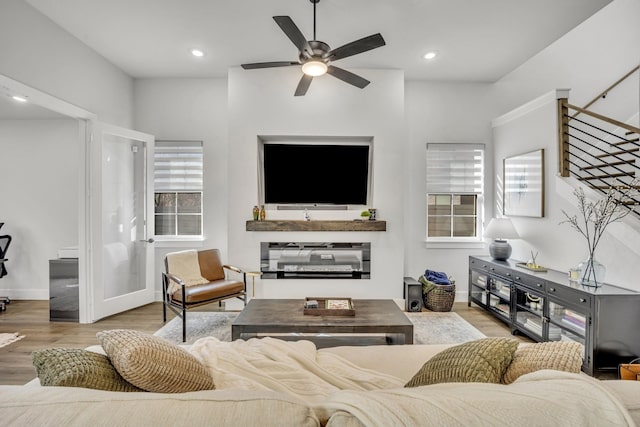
[0,0,134,127]
[0,119,79,299]
[227,67,406,300]
[403,81,499,297]
[133,78,228,298]
[492,91,640,291]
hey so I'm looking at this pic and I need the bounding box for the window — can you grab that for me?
[154,140,203,237]
[426,143,484,240]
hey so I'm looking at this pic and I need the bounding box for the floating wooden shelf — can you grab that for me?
[245,220,387,232]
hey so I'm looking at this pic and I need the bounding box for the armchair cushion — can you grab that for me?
[171,279,245,304]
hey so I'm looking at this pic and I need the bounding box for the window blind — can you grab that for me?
[426,143,484,194]
[154,140,203,191]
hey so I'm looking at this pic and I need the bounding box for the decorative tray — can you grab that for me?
[516,262,548,272]
[303,297,355,316]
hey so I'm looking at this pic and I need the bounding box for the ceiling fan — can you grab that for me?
[241,0,386,96]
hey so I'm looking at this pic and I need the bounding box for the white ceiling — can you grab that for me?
[24,0,612,82]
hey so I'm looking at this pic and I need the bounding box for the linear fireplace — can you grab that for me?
[260,242,370,279]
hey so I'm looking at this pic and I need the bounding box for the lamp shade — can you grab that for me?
[484,218,520,240]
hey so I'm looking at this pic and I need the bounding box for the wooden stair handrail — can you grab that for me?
[572,65,639,117]
[566,103,640,135]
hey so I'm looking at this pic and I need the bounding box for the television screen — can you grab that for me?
[262,143,371,206]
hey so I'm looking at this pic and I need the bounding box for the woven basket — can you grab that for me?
[423,283,456,312]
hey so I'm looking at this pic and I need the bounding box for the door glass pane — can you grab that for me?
[102,135,146,299]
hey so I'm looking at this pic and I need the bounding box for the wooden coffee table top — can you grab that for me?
[232,299,413,337]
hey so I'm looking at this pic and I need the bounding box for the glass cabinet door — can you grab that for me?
[488,276,511,320]
[469,270,488,306]
[513,285,545,340]
[547,300,587,347]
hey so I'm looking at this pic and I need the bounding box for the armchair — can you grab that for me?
[162,249,246,342]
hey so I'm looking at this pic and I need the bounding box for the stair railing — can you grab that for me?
[557,98,640,213]
[571,65,639,118]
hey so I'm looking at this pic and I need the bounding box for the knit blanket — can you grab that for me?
[165,250,209,294]
[188,337,404,405]
[189,338,633,426]
[319,370,635,427]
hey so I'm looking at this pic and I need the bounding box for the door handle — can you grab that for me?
[139,238,155,243]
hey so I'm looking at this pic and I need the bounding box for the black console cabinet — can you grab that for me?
[469,255,640,376]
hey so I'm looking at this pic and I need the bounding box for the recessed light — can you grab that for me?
[423,51,438,60]
[11,95,27,102]
[190,49,205,57]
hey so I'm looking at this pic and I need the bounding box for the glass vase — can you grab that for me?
[578,256,606,287]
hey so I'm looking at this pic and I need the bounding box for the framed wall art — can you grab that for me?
[503,149,545,217]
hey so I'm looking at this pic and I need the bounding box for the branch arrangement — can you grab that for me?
[560,180,638,285]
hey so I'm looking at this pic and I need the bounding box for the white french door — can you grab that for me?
[87,122,155,321]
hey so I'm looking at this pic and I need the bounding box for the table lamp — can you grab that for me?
[484,218,519,261]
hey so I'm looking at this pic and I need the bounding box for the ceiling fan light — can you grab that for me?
[302,60,327,76]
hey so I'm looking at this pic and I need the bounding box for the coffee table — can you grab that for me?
[231,299,413,347]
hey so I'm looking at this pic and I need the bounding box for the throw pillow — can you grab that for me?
[96,329,215,393]
[501,341,583,384]
[32,348,142,392]
[405,337,519,387]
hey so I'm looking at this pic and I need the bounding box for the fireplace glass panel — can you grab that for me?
[261,242,370,279]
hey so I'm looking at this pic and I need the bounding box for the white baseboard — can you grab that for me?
[0,288,49,300]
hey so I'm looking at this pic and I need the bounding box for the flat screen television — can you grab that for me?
[260,141,372,207]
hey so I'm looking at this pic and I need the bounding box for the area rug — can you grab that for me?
[0,332,25,349]
[154,311,485,345]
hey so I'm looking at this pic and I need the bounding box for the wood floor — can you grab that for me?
[0,300,531,385]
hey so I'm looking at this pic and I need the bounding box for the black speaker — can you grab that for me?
[404,277,423,312]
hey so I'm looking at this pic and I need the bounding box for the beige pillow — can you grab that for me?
[502,341,583,384]
[96,329,215,393]
[32,348,142,392]
[405,337,519,387]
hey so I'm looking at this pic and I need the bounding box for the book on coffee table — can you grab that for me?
[326,299,351,310]
[304,297,355,316]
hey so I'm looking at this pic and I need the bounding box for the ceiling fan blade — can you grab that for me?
[273,16,313,58]
[327,33,386,61]
[294,74,313,96]
[327,66,370,89]
[241,61,299,70]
